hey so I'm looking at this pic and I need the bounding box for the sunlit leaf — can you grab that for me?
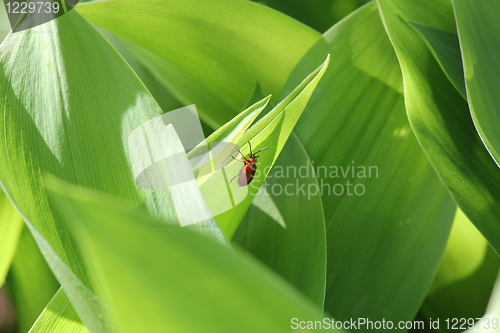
[0,191,22,286]
[80,0,329,309]
[0,4,10,42]
[196,56,329,237]
[47,178,328,333]
[76,0,321,127]
[282,2,456,322]
[233,133,326,307]
[378,0,500,254]
[28,288,88,333]
[453,0,500,167]
[0,8,222,332]
[96,29,184,115]
[421,209,499,326]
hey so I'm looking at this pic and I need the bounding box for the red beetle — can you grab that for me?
[230,142,269,186]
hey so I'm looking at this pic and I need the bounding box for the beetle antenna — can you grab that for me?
[231,155,245,163]
[248,141,252,155]
[253,147,269,154]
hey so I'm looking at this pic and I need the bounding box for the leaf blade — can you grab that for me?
[0,191,23,286]
[0,8,220,331]
[378,0,500,254]
[199,56,329,237]
[76,0,321,126]
[28,288,88,333]
[233,133,327,308]
[47,179,328,333]
[453,0,500,167]
[283,2,456,322]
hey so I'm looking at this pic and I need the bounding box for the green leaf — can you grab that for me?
[378,0,500,253]
[7,226,59,332]
[233,133,326,307]
[453,0,500,167]
[95,29,184,115]
[0,8,221,332]
[46,178,327,333]
[28,288,88,333]
[282,2,456,322]
[420,209,499,327]
[76,0,321,127]
[0,191,23,286]
[196,56,329,237]
[408,21,466,98]
[248,0,368,33]
[196,95,271,146]
[428,209,496,294]
[79,4,330,296]
[190,82,328,307]
[0,4,9,42]
[464,271,500,333]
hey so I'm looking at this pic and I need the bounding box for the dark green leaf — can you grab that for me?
[378,0,500,254]
[453,0,500,167]
[283,1,456,322]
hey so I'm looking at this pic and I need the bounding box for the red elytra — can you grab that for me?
[230,142,269,186]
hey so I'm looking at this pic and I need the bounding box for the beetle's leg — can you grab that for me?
[230,172,240,183]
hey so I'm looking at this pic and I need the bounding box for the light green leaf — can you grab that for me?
[76,0,321,127]
[233,133,326,307]
[428,209,495,293]
[421,208,499,327]
[0,4,9,42]
[378,0,500,253]
[453,0,500,167]
[95,29,184,115]
[29,288,88,333]
[7,226,59,332]
[197,56,329,237]
[282,2,456,322]
[47,178,327,333]
[79,3,330,302]
[0,191,23,286]
[0,8,221,332]
[197,95,271,146]
[188,84,328,307]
